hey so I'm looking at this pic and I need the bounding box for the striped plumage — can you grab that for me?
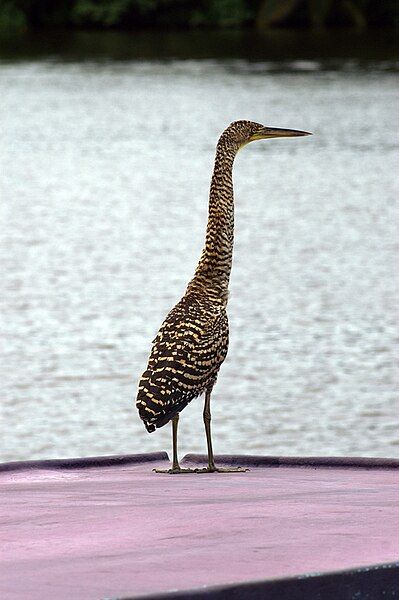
[136,120,311,473]
[137,293,228,432]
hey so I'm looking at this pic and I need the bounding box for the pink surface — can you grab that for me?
[1,454,399,599]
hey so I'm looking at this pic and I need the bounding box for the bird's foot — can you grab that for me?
[153,467,200,474]
[153,465,249,474]
[194,466,249,474]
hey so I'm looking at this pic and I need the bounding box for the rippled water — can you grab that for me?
[1,38,398,461]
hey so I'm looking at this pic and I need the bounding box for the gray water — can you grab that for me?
[1,33,399,462]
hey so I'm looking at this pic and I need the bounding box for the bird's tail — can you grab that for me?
[137,395,189,433]
[136,369,191,433]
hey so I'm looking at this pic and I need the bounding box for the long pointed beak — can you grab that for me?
[254,127,312,140]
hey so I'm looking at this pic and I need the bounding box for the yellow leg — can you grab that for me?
[204,388,216,470]
[200,388,248,473]
[153,414,198,474]
[153,393,249,474]
[172,414,179,469]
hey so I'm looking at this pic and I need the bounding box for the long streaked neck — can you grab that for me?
[186,140,238,302]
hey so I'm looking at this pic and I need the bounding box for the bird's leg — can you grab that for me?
[204,388,216,470]
[171,414,180,470]
[153,414,198,474]
[200,389,248,474]
[154,394,248,474]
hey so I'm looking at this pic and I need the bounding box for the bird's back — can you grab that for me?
[136,292,228,432]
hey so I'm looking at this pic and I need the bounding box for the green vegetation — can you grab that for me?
[1,0,398,31]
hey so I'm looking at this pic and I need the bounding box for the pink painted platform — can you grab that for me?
[1,452,398,599]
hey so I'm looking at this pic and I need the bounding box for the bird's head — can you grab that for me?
[218,120,311,152]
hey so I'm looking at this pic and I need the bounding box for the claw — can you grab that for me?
[153,467,200,474]
[153,466,249,474]
[195,466,249,473]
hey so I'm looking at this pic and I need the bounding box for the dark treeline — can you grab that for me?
[1,0,398,31]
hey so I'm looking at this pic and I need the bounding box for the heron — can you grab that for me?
[136,120,311,473]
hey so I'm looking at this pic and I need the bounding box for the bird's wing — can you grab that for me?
[137,297,228,429]
[149,299,228,389]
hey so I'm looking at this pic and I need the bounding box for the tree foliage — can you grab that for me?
[1,0,398,30]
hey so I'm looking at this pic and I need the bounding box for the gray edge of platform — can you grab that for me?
[0,452,169,472]
[123,561,399,600]
[182,453,399,469]
[1,452,398,473]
